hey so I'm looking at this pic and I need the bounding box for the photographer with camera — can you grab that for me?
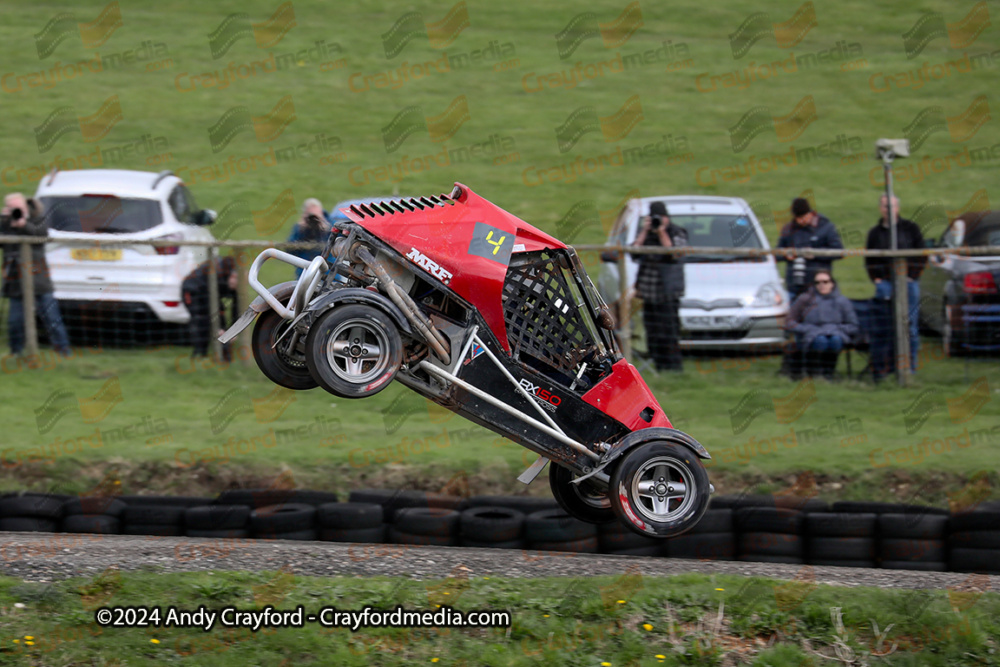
[1,193,71,357]
[777,198,844,303]
[630,201,688,372]
[286,198,333,277]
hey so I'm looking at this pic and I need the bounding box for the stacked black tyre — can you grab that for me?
[804,513,877,568]
[736,507,805,563]
[389,508,460,546]
[459,507,526,549]
[878,512,949,571]
[349,489,467,523]
[598,520,660,556]
[61,497,125,535]
[948,511,1000,575]
[121,497,210,537]
[317,503,385,543]
[524,509,598,553]
[185,505,252,539]
[217,489,339,510]
[464,495,559,516]
[664,509,735,561]
[0,494,66,533]
[251,504,317,540]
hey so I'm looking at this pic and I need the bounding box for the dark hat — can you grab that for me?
[649,201,668,216]
[791,198,812,217]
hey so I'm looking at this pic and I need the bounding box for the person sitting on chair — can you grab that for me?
[785,271,859,379]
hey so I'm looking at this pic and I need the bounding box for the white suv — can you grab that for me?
[35,169,216,325]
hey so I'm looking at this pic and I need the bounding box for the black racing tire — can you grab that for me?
[465,495,559,515]
[186,528,251,539]
[948,548,1000,574]
[387,527,458,547]
[549,464,614,525]
[123,523,184,536]
[216,489,340,509]
[880,560,948,571]
[739,532,802,558]
[185,505,251,530]
[393,508,460,537]
[949,512,1000,532]
[459,538,526,550]
[807,537,876,561]
[252,304,318,390]
[879,538,946,563]
[878,513,949,539]
[0,517,58,532]
[666,532,735,560]
[609,440,710,538]
[524,509,598,543]
[251,504,316,534]
[317,502,383,530]
[62,515,121,534]
[738,554,804,564]
[831,501,948,516]
[459,507,524,543]
[807,559,876,568]
[123,505,186,527]
[62,498,127,518]
[735,507,804,534]
[258,529,318,541]
[318,526,386,543]
[949,530,1000,550]
[805,513,876,538]
[0,494,65,519]
[529,537,599,553]
[119,495,213,507]
[306,305,402,399]
[598,521,661,551]
[686,509,733,534]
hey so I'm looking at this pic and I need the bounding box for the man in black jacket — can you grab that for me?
[866,194,926,379]
[181,256,239,358]
[1,193,71,357]
[777,198,844,303]
[631,201,688,371]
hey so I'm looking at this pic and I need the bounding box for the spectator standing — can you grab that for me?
[181,256,238,358]
[1,193,71,357]
[786,271,859,379]
[287,198,333,277]
[631,201,688,372]
[777,198,844,303]
[865,194,926,380]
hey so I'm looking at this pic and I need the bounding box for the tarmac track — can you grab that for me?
[0,532,996,592]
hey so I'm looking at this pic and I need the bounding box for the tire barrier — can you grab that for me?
[0,490,997,573]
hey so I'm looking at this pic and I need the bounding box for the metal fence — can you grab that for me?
[3,235,998,385]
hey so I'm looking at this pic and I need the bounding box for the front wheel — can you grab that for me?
[610,441,709,538]
[549,462,614,524]
[251,306,318,390]
[305,304,402,398]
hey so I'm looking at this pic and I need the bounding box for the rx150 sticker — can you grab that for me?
[518,378,561,412]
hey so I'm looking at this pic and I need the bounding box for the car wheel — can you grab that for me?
[305,305,402,399]
[609,441,710,538]
[252,303,318,390]
[549,463,615,524]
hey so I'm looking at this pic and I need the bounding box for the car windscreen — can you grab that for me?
[669,214,765,262]
[40,195,163,234]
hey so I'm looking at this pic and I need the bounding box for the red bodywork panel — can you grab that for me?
[342,184,565,351]
[582,359,673,431]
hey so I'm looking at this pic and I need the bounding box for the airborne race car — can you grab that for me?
[221,184,712,538]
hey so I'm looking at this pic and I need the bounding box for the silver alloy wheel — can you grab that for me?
[630,456,694,523]
[326,318,391,384]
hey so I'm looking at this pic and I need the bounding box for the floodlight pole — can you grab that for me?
[882,157,910,387]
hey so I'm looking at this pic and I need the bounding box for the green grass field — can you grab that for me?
[1,0,999,501]
[2,569,998,666]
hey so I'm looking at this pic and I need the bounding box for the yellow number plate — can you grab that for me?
[71,248,123,261]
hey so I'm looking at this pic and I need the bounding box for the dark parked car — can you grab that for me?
[920,210,1000,355]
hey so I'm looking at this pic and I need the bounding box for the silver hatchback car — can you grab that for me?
[598,195,788,351]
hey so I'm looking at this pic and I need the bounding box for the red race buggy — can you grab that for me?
[221,184,712,537]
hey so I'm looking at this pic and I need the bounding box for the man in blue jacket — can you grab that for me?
[777,198,845,303]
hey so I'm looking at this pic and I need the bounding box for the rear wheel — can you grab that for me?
[549,463,614,524]
[305,304,402,398]
[609,441,710,538]
[252,305,318,390]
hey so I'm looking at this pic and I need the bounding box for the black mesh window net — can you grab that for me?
[502,250,595,375]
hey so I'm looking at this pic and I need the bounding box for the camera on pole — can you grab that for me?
[874,138,911,386]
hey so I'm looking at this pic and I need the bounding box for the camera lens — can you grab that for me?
[11,208,24,221]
